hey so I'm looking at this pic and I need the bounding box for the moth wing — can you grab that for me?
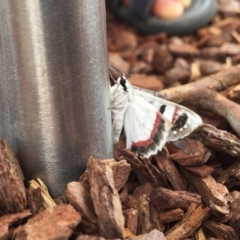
[110,84,129,144]
[133,89,202,142]
[124,95,168,158]
[112,108,125,144]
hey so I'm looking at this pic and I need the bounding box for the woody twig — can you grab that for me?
[159,64,240,136]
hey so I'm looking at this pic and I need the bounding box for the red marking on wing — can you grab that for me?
[131,112,162,147]
[172,107,179,124]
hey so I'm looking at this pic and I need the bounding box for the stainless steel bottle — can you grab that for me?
[0,0,112,196]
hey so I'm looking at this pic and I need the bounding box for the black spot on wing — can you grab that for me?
[171,113,188,131]
[159,105,166,114]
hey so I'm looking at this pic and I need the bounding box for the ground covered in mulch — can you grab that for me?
[2,0,240,239]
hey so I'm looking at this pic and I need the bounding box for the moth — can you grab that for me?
[110,72,202,158]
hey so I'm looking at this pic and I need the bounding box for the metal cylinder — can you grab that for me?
[0,0,112,196]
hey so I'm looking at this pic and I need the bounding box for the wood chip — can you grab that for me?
[168,43,199,57]
[185,165,214,177]
[150,187,201,210]
[154,148,186,191]
[168,138,211,166]
[165,203,209,240]
[26,187,44,215]
[14,204,81,240]
[229,191,240,236]
[164,67,190,85]
[123,208,139,235]
[28,178,56,209]
[202,220,238,240]
[129,74,164,91]
[152,46,173,73]
[181,168,232,216]
[196,124,240,157]
[137,195,152,234]
[0,210,31,240]
[101,159,131,191]
[121,149,169,188]
[87,157,125,239]
[158,208,184,224]
[65,181,97,225]
[0,139,27,214]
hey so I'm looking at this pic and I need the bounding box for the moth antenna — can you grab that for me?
[109,65,122,74]
[109,71,116,85]
[109,65,129,93]
[109,65,127,80]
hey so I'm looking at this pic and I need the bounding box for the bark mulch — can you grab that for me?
[2,0,240,239]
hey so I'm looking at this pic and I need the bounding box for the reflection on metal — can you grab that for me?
[0,0,112,196]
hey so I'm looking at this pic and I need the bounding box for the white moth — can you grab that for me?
[110,72,202,158]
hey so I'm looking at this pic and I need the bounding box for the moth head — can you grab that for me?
[109,65,130,91]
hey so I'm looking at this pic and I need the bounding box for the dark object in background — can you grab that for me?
[106,0,218,35]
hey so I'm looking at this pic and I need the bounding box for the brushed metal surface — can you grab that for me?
[0,0,112,196]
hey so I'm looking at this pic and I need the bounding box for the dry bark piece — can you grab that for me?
[79,159,131,192]
[132,182,154,200]
[26,187,44,215]
[189,62,201,82]
[195,124,240,157]
[137,195,162,234]
[173,57,189,69]
[129,74,164,91]
[164,67,190,85]
[137,43,155,63]
[123,208,138,235]
[154,148,186,191]
[152,45,173,73]
[14,204,81,240]
[129,229,166,240]
[150,187,201,210]
[65,181,97,225]
[0,139,27,214]
[168,138,211,166]
[200,47,225,59]
[181,168,232,216]
[119,186,138,211]
[130,61,153,74]
[185,165,214,177]
[202,220,238,240]
[165,203,209,240]
[108,53,130,75]
[194,227,207,240]
[158,208,184,223]
[229,191,240,236]
[0,210,31,240]
[168,43,199,57]
[120,149,169,188]
[116,31,138,51]
[220,42,240,55]
[201,112,228,130]
[76,235,106,240]
[123,194,138,210]
[217,158,240,187]
[28,178,56,209]
[102,159,131,191]
[137,195,152,234]
[149,201,164,232]
[199,60,223,76]
[226,84,240,103]
[87,157,125,239]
